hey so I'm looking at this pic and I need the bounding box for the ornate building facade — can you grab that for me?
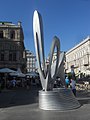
[26,50,36,73]
[0,21,26,72]
[65,36,90,76]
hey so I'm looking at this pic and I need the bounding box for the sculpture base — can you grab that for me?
[39,88,81,110]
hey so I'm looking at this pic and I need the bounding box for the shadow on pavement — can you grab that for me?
[0,87,90,109]
[76,90,90,106]
[0,86,42,108]
[78,99,90,106]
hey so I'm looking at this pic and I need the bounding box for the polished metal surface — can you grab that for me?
[33,10,65,91]
[33,10,80,111]
[39,88,81,110]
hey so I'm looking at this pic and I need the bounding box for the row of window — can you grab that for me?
[66,48,89,62]
[27,69,36,72]
[0,30,15,39]
[0,53,16,61]
[27,64,36,67]
[27,58,36,61]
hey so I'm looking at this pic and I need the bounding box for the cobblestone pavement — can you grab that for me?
[0,86,90,120]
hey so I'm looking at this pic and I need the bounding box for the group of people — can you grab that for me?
[65,77,76,96]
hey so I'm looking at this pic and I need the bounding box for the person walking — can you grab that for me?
[0,79,2,93]
[11,77,16,88]
[70,78,76,96]
[65,77,70,88]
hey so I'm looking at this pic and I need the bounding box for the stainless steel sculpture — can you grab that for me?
[33,10,80,110]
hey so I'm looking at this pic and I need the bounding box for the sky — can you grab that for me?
[0,0,90,57]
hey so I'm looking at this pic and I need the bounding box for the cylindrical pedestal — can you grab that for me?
[39,88,80,110]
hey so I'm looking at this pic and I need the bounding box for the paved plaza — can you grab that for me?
[0,86,90,120]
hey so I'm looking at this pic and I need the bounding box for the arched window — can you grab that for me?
[1,53,4,61]
[10,30,15,39]
[13,52,16,61]
[9,52,16,61]
[0,31,3,38]
[9,53,13,61]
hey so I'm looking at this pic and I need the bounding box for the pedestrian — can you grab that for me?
[65,77,70,88]
[11,77,16,88]
[70,78,76,96]
[26,79,30,90]
[0,79,2,93]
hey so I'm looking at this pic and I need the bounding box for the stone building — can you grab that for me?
[26,50,36,73]
[0,21,26,72]
[65,36,90,76]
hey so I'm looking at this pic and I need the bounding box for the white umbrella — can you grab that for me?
[10,68,25,77]
[26,71,38,77]
[0,68,16,88]
[0,68,16,73]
